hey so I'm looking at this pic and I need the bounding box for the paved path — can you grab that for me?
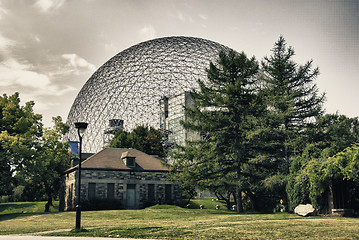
[0,236,154,240]
[0,229,158,240]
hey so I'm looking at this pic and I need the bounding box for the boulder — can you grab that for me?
[294,204,317,217]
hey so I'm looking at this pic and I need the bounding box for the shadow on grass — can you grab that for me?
[0,202,37,213]
[70,228,89,233]
[0,211,63,222]
[51,226,180,239]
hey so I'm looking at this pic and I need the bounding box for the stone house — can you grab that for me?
[60,148,181,211]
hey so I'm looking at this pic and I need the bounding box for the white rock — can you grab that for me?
[294,204,317,217]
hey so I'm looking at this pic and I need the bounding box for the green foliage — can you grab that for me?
[261,35,325,171]
[287,114,359,211]
[260,36,326,210]
[15,116,70,209]
[290,143,359,211]
[171,49,277,212]
[109,125,165,157]
[81,198,123,211]
[0,92,43,196]
[309,114,359,155]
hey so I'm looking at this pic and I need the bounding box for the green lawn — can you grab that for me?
[1,200,358,239]
[0,201,59,215]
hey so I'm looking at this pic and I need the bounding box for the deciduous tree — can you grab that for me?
[287,114,359,211]
[110,125,165,157]
[0,92,42,196]
[16,116,70,211]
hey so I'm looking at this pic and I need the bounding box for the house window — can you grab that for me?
[148,184,155,202]
[165,184,172,203]
[88,183,96,200]
[125,157,136,167]
[107,183,115,199]
[121,151,136,167]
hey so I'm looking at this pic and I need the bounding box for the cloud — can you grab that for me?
[0,59,50,88]
[0,34,14,50]
[0,2,8,20]
[0,58,77,97]
[138,25,156,41]
[34,0,66,12]
[169,11,194,23]
[0,35,50,89]
[176,11,186,22]
[198,14,208,21]
[0,33,77,97]
[62,53,96,74]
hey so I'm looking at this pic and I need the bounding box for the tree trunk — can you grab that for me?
[235,169,243,213]
[226,192,231,210]
[328,179,334,214]
[244,190,255,211]
[235,189,243,213]
[45,194,53,212]
[183,191,196,207]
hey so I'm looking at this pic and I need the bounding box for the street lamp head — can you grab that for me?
[74,122,88,136]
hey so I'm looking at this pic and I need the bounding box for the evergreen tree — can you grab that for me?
[262,35,325,164]
[171,50,273,212]
[261,36,325,208]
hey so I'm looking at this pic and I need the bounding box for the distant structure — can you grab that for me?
[103,119,124,148]
[160,92,199,147]
[66,36,231,153]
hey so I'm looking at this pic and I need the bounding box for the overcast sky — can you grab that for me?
[0,0,358,127]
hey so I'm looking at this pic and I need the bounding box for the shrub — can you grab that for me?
[81,198,122,211]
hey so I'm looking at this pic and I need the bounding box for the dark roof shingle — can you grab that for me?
[66,148,169,173]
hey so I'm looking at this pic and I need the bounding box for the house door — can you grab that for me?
[126,184,136,209]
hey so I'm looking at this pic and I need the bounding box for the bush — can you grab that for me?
[81,198,122,211]
[0,196,10,203]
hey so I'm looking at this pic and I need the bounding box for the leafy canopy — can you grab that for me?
[109,125,165,157]
[0,92,42,196]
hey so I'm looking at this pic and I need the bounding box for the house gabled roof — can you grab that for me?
[65,148,170,173]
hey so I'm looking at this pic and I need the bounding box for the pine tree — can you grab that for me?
[171,50,272,212]
[261,36,325,209]
[261,36,325,171]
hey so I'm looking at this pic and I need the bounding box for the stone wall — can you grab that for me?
[61,169,181,211]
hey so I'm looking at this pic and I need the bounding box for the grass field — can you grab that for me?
[0,201,59,215]
[1,199,359,239]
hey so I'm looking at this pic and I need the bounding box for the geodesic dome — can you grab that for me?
[67,36,231,153]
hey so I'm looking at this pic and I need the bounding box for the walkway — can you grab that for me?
[0,229,158,240]
[0,236,155,240]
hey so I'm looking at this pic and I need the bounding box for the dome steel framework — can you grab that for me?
[67,36,230,153]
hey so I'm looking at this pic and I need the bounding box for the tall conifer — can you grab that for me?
[172,50,270,212]
[261,36,325,170]
[261,36,325,208]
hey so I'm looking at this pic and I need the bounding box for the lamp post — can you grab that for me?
[74,122,88,230]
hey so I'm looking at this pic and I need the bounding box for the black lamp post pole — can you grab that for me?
[75,130,82,229]
[74,122,87,230]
